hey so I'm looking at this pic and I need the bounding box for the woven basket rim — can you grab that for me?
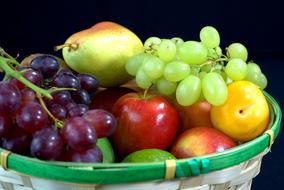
[0,91,282,184]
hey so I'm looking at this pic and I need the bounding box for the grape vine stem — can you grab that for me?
[37,93,64,129]
[0,56,53,99]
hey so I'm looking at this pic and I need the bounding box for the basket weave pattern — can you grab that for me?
[0,149,268,190]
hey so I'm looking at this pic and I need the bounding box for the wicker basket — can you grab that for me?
[0,92,281,190]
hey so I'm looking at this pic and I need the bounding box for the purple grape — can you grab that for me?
[53,73,80,89]
[0,82,21,114]
[64,101,77,111]
[21,88,36,103]
[44,91,71,108]
[67,104,89,118]
[9,69,43,90]
[62,117,97,152]
[57,68,73,75]
[31,128,64,160]
[64,146,102,163]
[0,113,11,138]
[71,90,91,105]
[77,74,99,93]
[30,55,60,78]
[16,102,48,134]
[49,104,67,120]
[2,127,32,155]
[83,109,116,138]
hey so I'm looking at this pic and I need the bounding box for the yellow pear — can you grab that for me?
[56,21,144,87]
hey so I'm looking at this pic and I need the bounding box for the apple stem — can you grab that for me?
[54,43,79,51]
[143,84,153,99]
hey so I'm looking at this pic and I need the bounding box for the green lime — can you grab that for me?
[122,149,176,163]
[97,138,115,163]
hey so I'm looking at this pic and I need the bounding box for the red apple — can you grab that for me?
[171,127,237,158]
[89,87,135,112]
[111,92,179,159]
[173,100,213,134]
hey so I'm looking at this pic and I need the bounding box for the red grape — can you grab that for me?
[0,81,21,114]
[71,90,90,105]
[53,73,80,89]
[21,88,36,103]
[62,117,97,151]
[30,55,60,78]
[16,102,48,134]
[2,126,32,155]
[49,104,67,120]
[63,146,102,163]
[9,69,43,90]
[0,113,11,138]
[83,109,116,138]
[46,91,72,107]
[77,74,99,94]
[67,104,88,118]
[31,128,64,160]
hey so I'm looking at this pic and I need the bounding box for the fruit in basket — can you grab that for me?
[89,87,135,112]
[83,109,116,138]
[125,26,269,108]
[56,21,144,87]
[173,100,212,134]
[0,82,21,113]
[211,81,270,142]
[171,127,237,158]
[30,128,64,160]
[122,149,176,163]
[111,92,179,159]
[62,117,97,152]
[63,146,103,163]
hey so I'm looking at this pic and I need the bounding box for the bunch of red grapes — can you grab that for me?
[0,55,116,162]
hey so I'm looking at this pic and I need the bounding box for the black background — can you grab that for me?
[0,0,283,189]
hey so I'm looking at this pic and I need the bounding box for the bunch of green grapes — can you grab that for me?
[125,26,267,106]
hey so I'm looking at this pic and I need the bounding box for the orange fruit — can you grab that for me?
[210,81,270,142]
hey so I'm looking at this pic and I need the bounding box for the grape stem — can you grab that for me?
[0,56,53,99]
[36,93,64,129]
[48,87,77,94]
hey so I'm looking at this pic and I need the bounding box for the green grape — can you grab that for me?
[125,53,148,76]
[164,61,190,82]
[156,77,177,96]
[202,72,228,106]
[258,73,268,89]
[136,68,152,89]
[245,63,267,89]
[157,39,177,62]
[144,37,161,55]
[176,75,201,106]
[227,43,248,61]
[215,46,222,57]
[198,71,207,79]
[213,70,227,81]
[190,66,200,76]
[178,41,208,65]
[171,37,184,46]
[200,26,220,48]
[246,63,262,75]
[207,48,218,59]
[143,56,165,79]
[225,58,248,80]
[201,64,212,72]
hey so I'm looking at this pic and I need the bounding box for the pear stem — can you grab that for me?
[54,43,79,51]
